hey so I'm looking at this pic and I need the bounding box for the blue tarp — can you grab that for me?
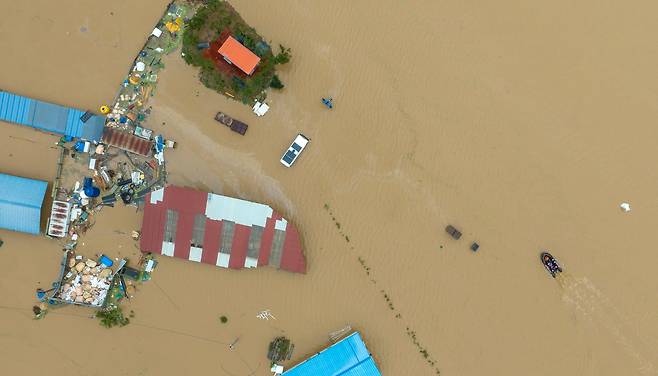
[0,91,104,142]
[282,332,382,376]
[0,173,48,235]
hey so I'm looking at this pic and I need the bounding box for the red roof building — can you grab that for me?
[217,36,260,75]
[139,185,306,273]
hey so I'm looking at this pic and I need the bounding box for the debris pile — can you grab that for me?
[102,1,188,155]
[54,256,115,307]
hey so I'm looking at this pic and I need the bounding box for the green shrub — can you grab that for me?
[96,305,129,328]
[274,45,292,65]
[270,74,284,89]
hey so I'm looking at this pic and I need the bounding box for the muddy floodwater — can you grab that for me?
[2,1,658,375]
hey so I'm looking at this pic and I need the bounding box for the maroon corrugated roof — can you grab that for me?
[139,185,306,273]
[102,127,153,156]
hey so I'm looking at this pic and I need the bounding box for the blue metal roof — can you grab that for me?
[0,173,48,235]
[282,332,382,376]
[0,91,104,142]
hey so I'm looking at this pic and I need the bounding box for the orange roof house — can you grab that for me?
[217,36,260,75]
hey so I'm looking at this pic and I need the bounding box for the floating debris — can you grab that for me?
[267,337,294,363]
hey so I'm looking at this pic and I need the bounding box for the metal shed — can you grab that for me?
[139,185,306,273]
[0,173,48,235]
[282,332,382,376]
[0,90,105,142]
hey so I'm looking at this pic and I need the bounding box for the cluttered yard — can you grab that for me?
[182,0,291,104]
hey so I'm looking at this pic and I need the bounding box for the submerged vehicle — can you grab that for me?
[280,134,310,167]
[540,252,562,278]
[215,112,248,135]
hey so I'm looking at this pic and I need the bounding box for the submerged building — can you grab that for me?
[0,90,104,142]
[0,173,48,235]
[282,332,382,376]
[139,185,305,273]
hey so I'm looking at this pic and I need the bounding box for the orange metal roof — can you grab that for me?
[217,36,261,75]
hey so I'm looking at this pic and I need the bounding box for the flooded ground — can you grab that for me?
[2,0,658,375]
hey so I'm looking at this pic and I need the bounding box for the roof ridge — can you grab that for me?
[0,197,42,209]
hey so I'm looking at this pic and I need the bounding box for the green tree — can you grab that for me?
[274,45,292,64]
[270,74,284,89]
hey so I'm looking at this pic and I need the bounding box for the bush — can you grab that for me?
[220,315,228,323]
[274,45,292,65]
[270,74,284,89]
[96,305,130,328]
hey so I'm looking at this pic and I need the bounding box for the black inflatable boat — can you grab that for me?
[540,252,562,278]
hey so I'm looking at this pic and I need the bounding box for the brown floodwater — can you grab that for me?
[2,0,658,375]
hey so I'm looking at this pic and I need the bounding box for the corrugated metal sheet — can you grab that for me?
[282,332,382,376]
[0,91,104,142]
[101,127,153,156]
[139,185,306,273]
[0,173,48,235]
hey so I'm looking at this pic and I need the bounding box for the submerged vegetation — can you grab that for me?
[96,305,130,328]
[267,336,293,363]
[182,0,291,104]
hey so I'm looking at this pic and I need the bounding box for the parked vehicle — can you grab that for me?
[445,225,462,240]
[280,134,310,167]
[215,112,248,135]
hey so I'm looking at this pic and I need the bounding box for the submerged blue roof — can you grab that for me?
[0,173,48,235]
[0,91,104,142]
[282,332,382,376]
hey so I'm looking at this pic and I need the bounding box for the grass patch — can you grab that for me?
[182,0,290,104]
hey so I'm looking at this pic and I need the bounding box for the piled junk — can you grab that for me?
[45,250,158,309]
[101,1,187,157]
[49,137,170,243]
[50,252,123,307]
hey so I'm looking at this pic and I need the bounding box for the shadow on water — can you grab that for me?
[556,273,656,375]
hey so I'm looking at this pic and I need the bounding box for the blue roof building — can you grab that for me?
[282,332,382,376]
[0,91,104,142]
[0,173,48,235]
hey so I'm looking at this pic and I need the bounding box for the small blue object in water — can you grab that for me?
[99,255,114,267]
[322,97,333,109]
[36,289,47,301]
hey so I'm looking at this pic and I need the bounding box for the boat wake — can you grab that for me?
[557,274,656,375]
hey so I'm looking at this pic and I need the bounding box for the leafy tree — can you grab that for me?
[274,45,292,64]
[270,74,284,89]
[96,305,130,328]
